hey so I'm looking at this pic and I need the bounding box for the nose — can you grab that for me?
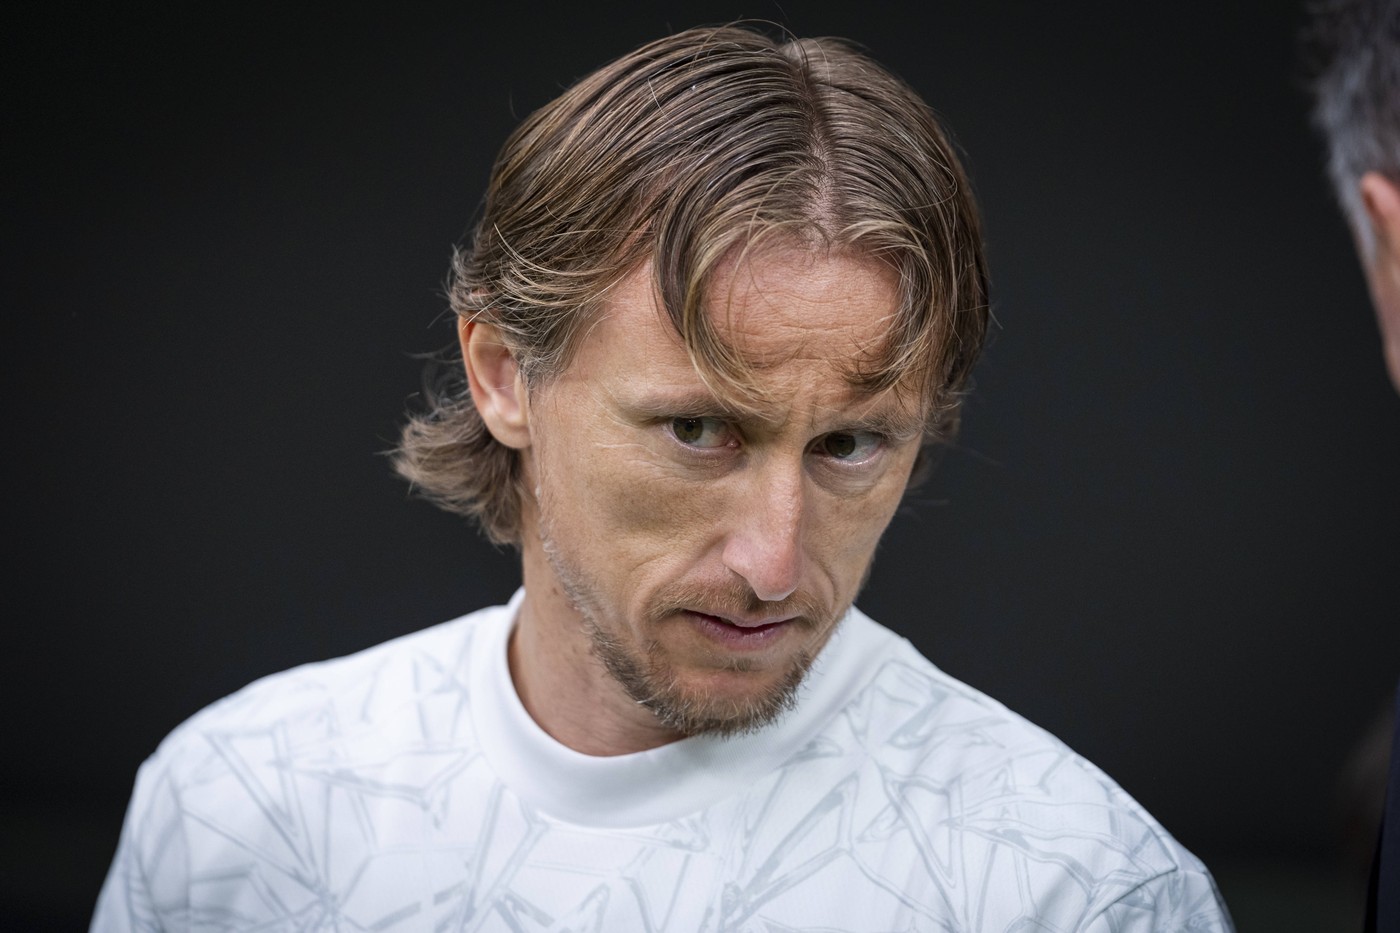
[721,460,804,602]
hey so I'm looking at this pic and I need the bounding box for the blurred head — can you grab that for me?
[395,24,990,544]
[1305,0,1400,388]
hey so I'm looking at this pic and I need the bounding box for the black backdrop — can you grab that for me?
[7,3,1399,929]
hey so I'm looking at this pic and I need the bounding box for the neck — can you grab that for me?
[511,528,685,757]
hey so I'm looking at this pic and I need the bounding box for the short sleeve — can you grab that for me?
[91,750,190,932]
[1082,865,1235,932]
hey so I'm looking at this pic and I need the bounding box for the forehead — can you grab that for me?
[702,247,900,364]
[601,247,902,373]
[549,246,924,429]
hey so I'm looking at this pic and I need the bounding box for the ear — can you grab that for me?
[460,318,531,449]
[1357,172,1400,392]
[1360,171,1400,254]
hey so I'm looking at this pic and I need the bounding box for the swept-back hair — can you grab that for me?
[395,25,990,544]
[1304,0,1400,251]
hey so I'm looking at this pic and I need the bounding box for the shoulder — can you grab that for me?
[131,598,510,822]
[171,604,492,748]
[852,631,1141,809]
[93,600,511,928]
[810,610,1232,928]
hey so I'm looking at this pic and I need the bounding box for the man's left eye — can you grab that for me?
[669,417,731,448]
[817,431,882,461]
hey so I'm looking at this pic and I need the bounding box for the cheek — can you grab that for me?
[817,489,898,562]
[594,457,721,543]
[553,433,725,574]
[811,461,915,572]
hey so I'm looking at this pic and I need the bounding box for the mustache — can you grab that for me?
[646,580,829,628]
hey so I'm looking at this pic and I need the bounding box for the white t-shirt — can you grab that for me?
[93,592,1233,930]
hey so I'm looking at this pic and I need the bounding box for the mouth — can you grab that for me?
[683,610,795,649]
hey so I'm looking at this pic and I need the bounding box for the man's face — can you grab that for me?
[520,246,926,736]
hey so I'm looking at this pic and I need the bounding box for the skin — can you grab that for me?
[1357,171,1400,393]
[463,246,927,756]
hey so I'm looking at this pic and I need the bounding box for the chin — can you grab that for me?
[590,621,815,737]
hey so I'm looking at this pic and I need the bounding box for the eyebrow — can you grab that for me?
[845,408,927,443]
[617,389,927,441]
[620,390,752,422]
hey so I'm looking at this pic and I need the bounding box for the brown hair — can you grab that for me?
[1304,0,1400,252]
[394,24,990,545]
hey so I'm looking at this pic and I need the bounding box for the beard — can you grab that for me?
[585,616,812,738]
[539,525,837,739]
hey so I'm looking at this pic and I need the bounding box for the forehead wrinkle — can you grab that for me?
[708,246,904,367]
[704,303,916,430]
[557,248,925,431]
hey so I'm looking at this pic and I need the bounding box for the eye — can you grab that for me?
[816,430,883,462]
[669,416,732,449]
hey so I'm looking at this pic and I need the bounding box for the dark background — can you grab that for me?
[7,2,1398,929]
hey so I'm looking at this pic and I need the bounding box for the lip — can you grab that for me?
[683,610,795,649]
[705,611,793,629]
